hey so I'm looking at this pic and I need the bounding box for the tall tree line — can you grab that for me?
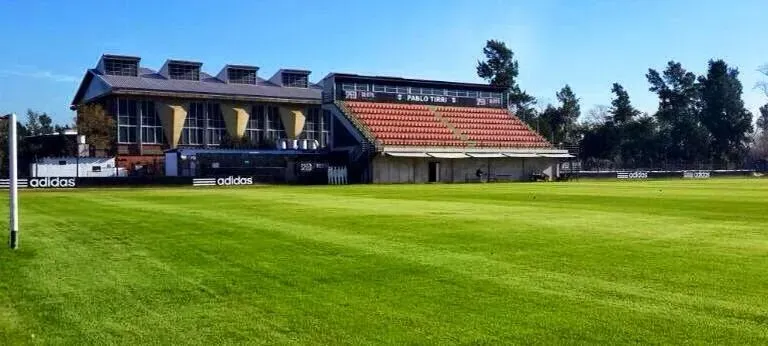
[476,39,759,169]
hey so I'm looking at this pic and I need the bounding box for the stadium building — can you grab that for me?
[70,54,570,184]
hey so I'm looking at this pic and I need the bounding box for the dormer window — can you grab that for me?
[169,63,200,81]
[228,68,257,84]
[282,73,308,88]
[102,56,139,76]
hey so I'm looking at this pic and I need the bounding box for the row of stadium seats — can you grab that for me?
[435,106,509,114]
[346,101,460,144]
[459,129,536,136]
[381,139,466,147]
[363,119,446,128]
[369,126,453,134]
[350,109,434,116]
[342,101,551,148]
[356,114,437,122]
[346,101,428,111]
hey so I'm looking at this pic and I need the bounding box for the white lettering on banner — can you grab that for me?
[28,177,76,188]
[617,171,648,179]
[683,171,710,179]
[215,176,253,186]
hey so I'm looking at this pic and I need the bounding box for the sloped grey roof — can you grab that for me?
[72,66,321,106]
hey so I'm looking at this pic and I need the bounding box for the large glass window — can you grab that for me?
[282,73,308,88]
[228,68,257,84]
[246,105,265,144]
[301,107,319,141]
[117,99,137,143]
[105,59,138,76]
[140,101,164,144]
[206,103,225,145]
[264,106,285,143]
[169,63,200,81]
[181,102,205,145]
[300,107,330,147]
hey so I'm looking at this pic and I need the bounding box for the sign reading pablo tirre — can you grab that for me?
[340,90,504,108]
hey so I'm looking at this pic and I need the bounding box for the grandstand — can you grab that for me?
[321,73,571,183]
[69,55,570,184]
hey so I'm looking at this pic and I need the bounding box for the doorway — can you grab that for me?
[428,162,439,182]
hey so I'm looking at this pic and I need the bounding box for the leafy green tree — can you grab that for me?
[25,109,42,135]
[76,103,115,155]
[39,113,54,135]
[646,61,708,164]
[620,115,661,168]
[698,59,754,166]
[476,39,537,124]
[610,83,641,124]
[554,85,580,145]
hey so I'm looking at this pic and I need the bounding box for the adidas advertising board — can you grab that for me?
[617,171,648,179]
[683,171,710,179]
[28,177,76,188]
[192,176,254,187]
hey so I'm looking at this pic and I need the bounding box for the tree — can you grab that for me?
[758,104,768,134]
[646,61,708,164]
[758,64,768,97]
[39,113,54,135]
[554,85,580,145]
[582,105,610,125]
[698,59,754,166]
[620,115,661,168]
[610,83,641,124]
[476,39,537,124]
[76,103,115,155]
[25,109,42,136]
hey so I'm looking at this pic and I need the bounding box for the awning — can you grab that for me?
[467,153,506,158]
[503,153,541,158]
[539,153,575,158]
[385,152,430,158]
[428,153,469,159]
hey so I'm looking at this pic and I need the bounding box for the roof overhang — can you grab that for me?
[538,153,575,158]
[381,146,568,154]
[503,153,541,158]
[381,147,572,159]
[428,152,468,159]
[385,152,430,158]
[467,153,506,158]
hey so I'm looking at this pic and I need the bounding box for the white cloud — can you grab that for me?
[0,67,78,83]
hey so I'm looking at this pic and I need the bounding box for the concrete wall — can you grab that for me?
[372,155,559,183]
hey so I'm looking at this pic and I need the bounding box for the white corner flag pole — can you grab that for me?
[8,112,18,249]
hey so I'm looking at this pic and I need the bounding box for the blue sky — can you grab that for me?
[1,0,766,124]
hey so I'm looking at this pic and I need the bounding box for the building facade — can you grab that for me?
[71,54,570,183]
[71,55,329,174]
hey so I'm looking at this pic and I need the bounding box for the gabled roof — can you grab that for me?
[71,56,322,108]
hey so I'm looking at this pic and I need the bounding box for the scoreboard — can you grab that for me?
[337,89,505,108]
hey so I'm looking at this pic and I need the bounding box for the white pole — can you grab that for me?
[8,113,18,249]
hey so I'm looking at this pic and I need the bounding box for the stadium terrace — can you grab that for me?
[69,54,572,184]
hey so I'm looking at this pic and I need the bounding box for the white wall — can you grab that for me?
[372,156,558,183]
[31,157,127,177]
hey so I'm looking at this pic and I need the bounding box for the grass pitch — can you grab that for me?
[1,179,767,344]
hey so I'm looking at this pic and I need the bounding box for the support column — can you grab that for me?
[278,106,306,139]
[157,102,188,148]
[220,104,250,139]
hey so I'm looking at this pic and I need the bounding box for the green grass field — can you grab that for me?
[1,179,767,344]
